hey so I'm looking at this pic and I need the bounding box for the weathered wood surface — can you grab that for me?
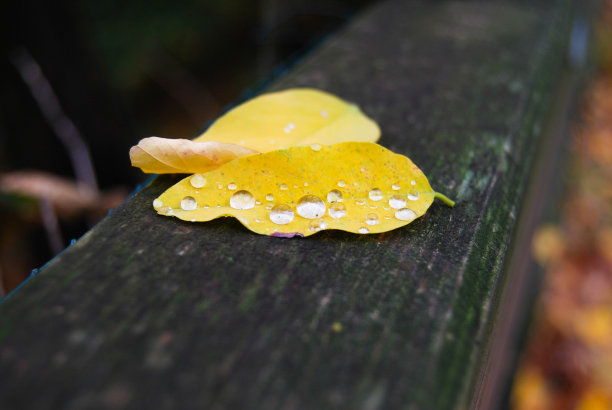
[0,1,574,409]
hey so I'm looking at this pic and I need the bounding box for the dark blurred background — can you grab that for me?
[0,0,377,295]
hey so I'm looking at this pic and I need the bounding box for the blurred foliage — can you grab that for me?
[81,1,259,89]
[511,2,612,407]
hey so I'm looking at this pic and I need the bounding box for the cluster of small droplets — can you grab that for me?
[170,172,423,234]
[283,122,296,133]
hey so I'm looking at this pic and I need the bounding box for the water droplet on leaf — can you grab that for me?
[369,188,383,201]
[329,203,347,219]
[266,194,274,201]
[229,190,255,210]
[366,213,379,225]
[280,183,288,190]
[190,174,206,188]
[389,195,407,209]
[309,219,327,232]
[270,204,294,225]
[310,144,322,151]
[228,183,237,190]
[296,195,326,219]
[181,196,197,211]
[153,199,163,209]
[407,190,420,201]
[392,183,400,191]
[337,180,346,187]
[395,208,417,221]
[359,227,369,234]
[327,189,343,203]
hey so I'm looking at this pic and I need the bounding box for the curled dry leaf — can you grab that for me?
[129,137,257,174]
[153,142,454,237]
[129,88,380,174]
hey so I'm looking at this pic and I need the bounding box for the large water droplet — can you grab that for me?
[228,183,237,190]
[359,227,369,234]
[229,190,255,210]
[266,193,274,201]
[270,204,294,225]
[337,180,346,187]
[190,174,206,188]
[327,189,343,203]
[280,183,288,190]
[366,213,379,225]
[310,144,322,151]
[407,190,420,201]
[309,219,327,232]
[395,208,417,221]
[296,195,326,219]
[329,203,347,219]
[153,199,163,209]
[369,188,383,201]
[181,196,197,211]
[392,183,400,191]
[389,195,407,209]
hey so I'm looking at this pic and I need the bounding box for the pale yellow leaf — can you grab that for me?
[193,88,380,151]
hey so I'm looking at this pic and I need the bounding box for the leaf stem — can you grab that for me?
[434,192,455,207]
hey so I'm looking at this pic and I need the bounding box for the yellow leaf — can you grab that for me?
[153,142,453,237]
[193,88,380,151]
[129,137,257,174]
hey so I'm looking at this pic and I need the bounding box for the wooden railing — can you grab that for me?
[0,1,586,408]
